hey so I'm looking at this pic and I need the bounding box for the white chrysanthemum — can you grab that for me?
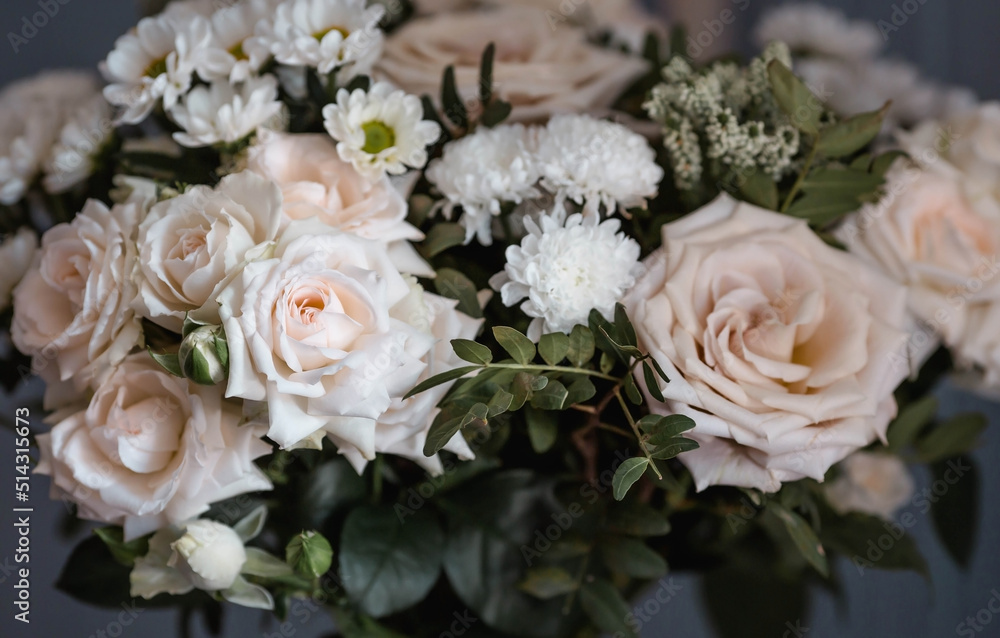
[0,70,100,204]
[198,0,277,83]
[251,0,385,76]
[101,12,212,124]
[753,3,883,62]
[425,124,541,245]
[489,213,642,340]
[323,82,440,180]
[825,452,914,521]
[43,93,114,194]
[169,75,284,148]
[535,114,663,215]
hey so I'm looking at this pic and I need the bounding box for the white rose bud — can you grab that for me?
[168,520,247,592]
[178,325,229,385]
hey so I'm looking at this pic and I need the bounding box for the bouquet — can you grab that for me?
[1,1,993,636]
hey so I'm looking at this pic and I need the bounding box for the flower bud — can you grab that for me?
[169,520,247,591]
[178,325,229,385]
[286,530,333,578]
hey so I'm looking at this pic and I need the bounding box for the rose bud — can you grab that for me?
[179,325,229,385]
[169,520,247,592]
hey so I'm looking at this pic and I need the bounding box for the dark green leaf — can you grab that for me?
[623,374,642,405]
[441,65,468,128]
[435,268,482,318]
[929,455,979,568]
[614,304,638,348]
[343,75,371,93]
[452,339,493,365]
[567,325,596,368]
[767,60,822,135]
[703,558,808,638]
[510,372,547,411]
[531,379,569,411]
[340,505,445,618]
[647,356,669,383]
[800,168,884,196]
[600,352,615,375]
[538,332,570,366]
[526,406,558,453]
[871,150,908,178]
[738,167,779,210]
[149,350,183,377]
[564,376,596,406]
[404,365,480,399]
[493,326,536,365]
[479,43,495,105]
[815,102,889,158]
[606,502,670,537]
[785,195,863,226]
[917,412,986,463]
[420,95,444,130]
[93,527,149,567]
[516,566,577,600]
[648,437,700,460]
[642,361,665,403]
[487,388,514,417]
[638,414,696,437]
[580,580,637,638]
[600,537,668,579]
[480,99,513,128]
[820,509,929,579]
[298,458,367,528]
[613,458,649,501]
[421,223,466,258]
[887,396,938,452]
[768,502,829,577]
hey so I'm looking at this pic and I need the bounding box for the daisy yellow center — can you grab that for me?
[361,121,396,155]
[144,56,168,79]
[313,26,349,41]
[228,41,248,61]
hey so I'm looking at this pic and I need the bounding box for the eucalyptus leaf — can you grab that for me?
[737,167,779,210]
[494,326,536,365]
[917,412,986,462]
[421,223,466,258]
[452,339,493,365]
[531,379,569,411]
[516,566,578,600]
[567,325,596,368]
[435,268,482,318]
[600,537,668,579]
[768,502,829,577]
[526,407,558,453]
[887,396,938,451]
[815,102,889,158]
[538,332,570,366]
[580,579,637,638]
[767,60,822,135]
[612,457,649,501]
[405,365,480,400]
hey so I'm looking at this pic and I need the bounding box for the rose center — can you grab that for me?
[361,121,396,155]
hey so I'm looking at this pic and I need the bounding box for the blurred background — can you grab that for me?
[1,1,999,637]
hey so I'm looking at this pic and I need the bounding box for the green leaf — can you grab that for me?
[567,325,596,368]
[480,99,513,128]
[516,566,577,600]
[703,558,808,638]
[93,527,149,567]
[613,303,638,348]
[820,509,929,578]
[580,580,637,638]
[297,458,367,529]
[564,376,596,406]
[638,414,696,437]
[929,455,979,568]
[441,65,467,129]
[887,396,938,452]
[479,42,495,105]
[600,352,615,375]
[648,437,700,460]
[871,150,907,178]
[768,502,829,577]
[647,356,669,383]
[815,102,889,158]
[623,374,642,405]
[538,332,570,366]
[421,223,466,258]
[785,195,864,226]
[767,59,822,135]
[800,168,884,196]
[531,379,569,410]
[642,361,665,403]
[452,339,493,365]
[737,167,779,210]
[435,268,482,318]
[510,372,546,411]
[149,350,183,377]
[56,535,139,608]
[526,406,558,453]
[487,388,514,417]
[423,402,487,456]
[420,95,444,131]
[606,502,670,537]
[340,505,445,618]
[404,365,480,399]
[242,547,306,588]
[600,537,668,579]
[612,458,649,501]
[917,412,986,462]
[493,326,536,365]
[286,531,334,578]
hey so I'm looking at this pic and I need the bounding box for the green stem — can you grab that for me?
[484,362,619,382]
[614,387,663,480]
[780,142,819,213]
[561,552,591,616]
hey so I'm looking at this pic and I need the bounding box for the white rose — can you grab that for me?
[375,6,648,123]
[0,228,37,313]
[135,171,283,332]
[35,353,273,540]
[219,220,434,451]
[245,132,431,276]
[624,194,910,493]
[824,451,914,521]
[11,199,141,408]
[168,519,247,591]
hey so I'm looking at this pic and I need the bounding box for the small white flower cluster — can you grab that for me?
[645,43,800,191]
[753,3,977,127]
[0,71,110,204]
[425,114,663,245]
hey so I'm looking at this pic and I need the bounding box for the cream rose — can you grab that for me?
[0,228,37,313]
[135,171,283,332]
[245,132,431,276]
[36,353,273,540]
[824,451,914,521]
[624,195,910,492]
[12,199,141,407]
[219,219,434,451]
[375,6,648,123]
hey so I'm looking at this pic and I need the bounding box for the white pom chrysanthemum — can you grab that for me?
[535,114,663,215]
[43,93,114,194]
[251,0,384,77]
[753,3,883,62]
[425,124,541,246]
[169,75,284,148]
[198,0,278,83]
[323,82,440,180]
[489,213,642,340]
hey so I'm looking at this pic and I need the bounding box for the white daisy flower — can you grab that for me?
[101,12,212,124]
[169,75,284,148]
[535,114,663,216]
[753,3,883,62]
[489,213,642,340]
[199,0,278,83]
[0,71,100,204]
[251,0,385,77]
[43,93,114,194]
[322,82,440,180]
[425,124,541,246]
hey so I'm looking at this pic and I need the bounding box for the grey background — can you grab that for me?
[1,1,999,637]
